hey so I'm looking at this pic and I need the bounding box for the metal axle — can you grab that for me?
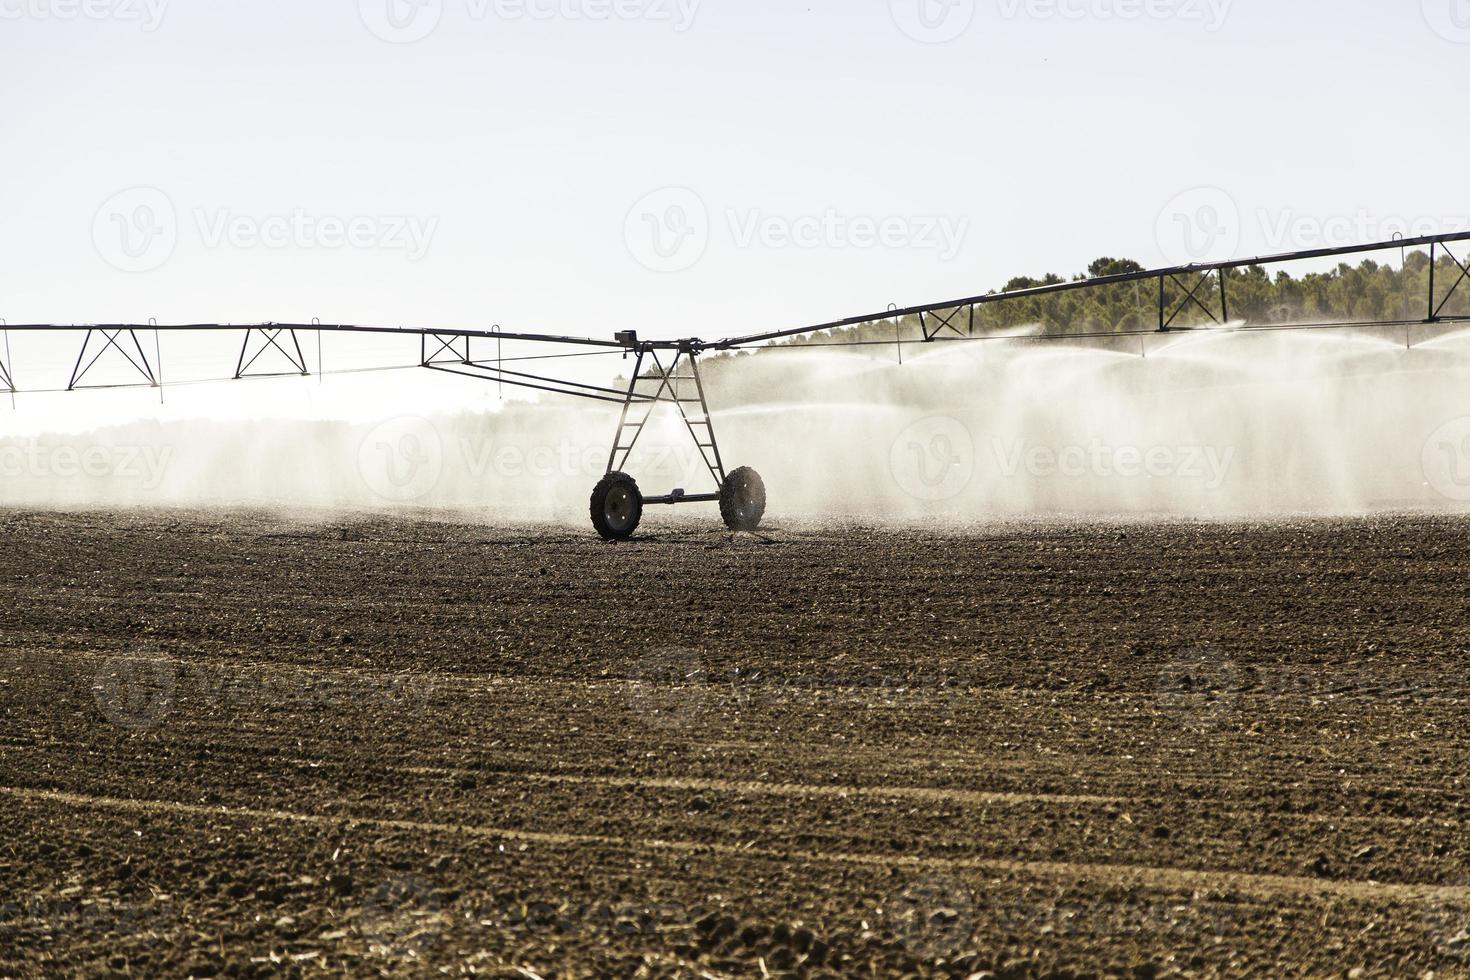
[645,491,721,506]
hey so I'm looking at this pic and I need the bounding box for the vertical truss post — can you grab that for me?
[235,326,309,379]
[1158,274,1167,331]
[68,328,158,391]
[889,303,903,365]
[1219,266,1230,323]
[494,326,502,399]
[1393,232,1408,322]
[1429,243,1438,322]
[0,320,12,394]
[152,318,165,405]
[1428,242,1470,322]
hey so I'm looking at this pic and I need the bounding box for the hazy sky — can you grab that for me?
[3,0,1468,346]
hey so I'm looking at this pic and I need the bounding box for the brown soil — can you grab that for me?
[3,509,1470,978]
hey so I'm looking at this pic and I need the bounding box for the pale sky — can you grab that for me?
[2,0,1467,368]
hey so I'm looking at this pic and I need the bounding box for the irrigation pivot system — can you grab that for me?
[4,231,1470,538]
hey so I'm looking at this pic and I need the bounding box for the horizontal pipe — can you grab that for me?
[715,230,1470,350]
[0,322,633,349]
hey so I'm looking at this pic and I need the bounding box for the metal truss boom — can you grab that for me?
[1,229,1467,405]
[713,229,1470,350]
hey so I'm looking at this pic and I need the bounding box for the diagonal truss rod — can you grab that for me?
[607,348,726,490]
[425,360,660,404]
[683,351,726,486]
[918,306,973,340]
[235,327,309,378]
[68,328,158,391]
[1160,270,1227,330]
[421,331,472,366]
[607,349,649,471]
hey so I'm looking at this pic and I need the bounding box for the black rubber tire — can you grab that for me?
[590,471,644,541]
[719,466,766,532]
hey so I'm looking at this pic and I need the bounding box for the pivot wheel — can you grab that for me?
[719,466,766,532]
[590,471,644,541]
